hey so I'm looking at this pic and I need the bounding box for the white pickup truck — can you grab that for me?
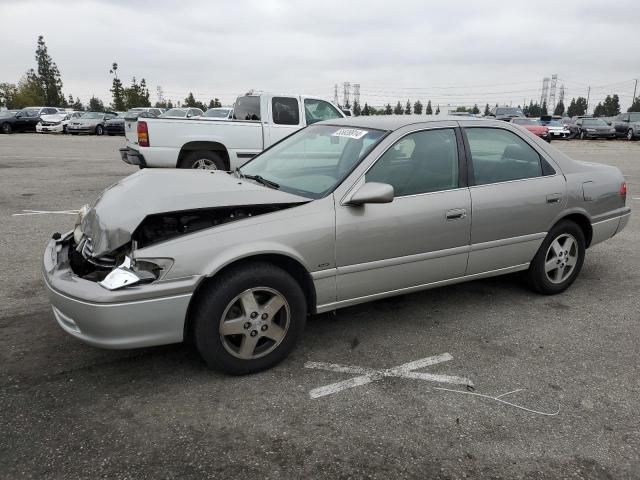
[120,93,345,170]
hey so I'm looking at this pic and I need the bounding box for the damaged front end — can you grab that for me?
[69,203,299,290]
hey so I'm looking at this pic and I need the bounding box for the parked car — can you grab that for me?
[44,116,630,374]
[21,106,64,117]
[120,93,345,169]
[68,111,118,135]
[104,112,128,136]
[570,117,617,140]
[0,109,37,133]
[612,112,640,140]
[510,117,551,142]
[36,111,83,134]
[487,106,525,121]
[202,107,233,119]
[159,108,203,119]
[538,117,570,139]
[126,107,164,118]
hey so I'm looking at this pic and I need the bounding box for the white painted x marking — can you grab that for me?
[305,353,473,399]
[12,209,79,217]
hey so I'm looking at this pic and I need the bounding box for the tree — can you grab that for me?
[208,98,222,108]
[435,104,440,115]
[593,102,605,117]
[34,36,64,106]
[362,103,371,116]
[425,100,433,115]
[122,77,151,109]
[554,100,565,116]
[404,99,412,115]
[393,101,403,115]
[384,103,393,115]
[628,96,640,112]
[353,101,361,116]
[70,96,84,111]
[575,97,588,116]
[541,101,548,116]
[472,104,480,115]
[183,91,206,111]
[455,106,468,112]
[566,98,577,117]
[11,75,43,108]
[88,96,105,112]
[484,103,490,116]
[109,62,126,111]
[601,94,620,116]
[0,82,17,108]
[413,100,423,115]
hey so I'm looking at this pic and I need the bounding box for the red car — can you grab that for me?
[510,118,551,142]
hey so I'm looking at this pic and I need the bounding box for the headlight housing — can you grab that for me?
[73,204,91,244]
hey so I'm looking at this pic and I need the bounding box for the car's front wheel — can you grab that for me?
[527,220,585,295]
[628,129,635,141]
[579,130,587,140]
[95,125,104,136]
[192,262,307,374]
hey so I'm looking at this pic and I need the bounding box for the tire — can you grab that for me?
[579,130,586,140]
[1,122,12,134]
[62,125,67,134]
[192,262,307,374]
[527,220,586,295]
[546,136,552,143]
[181,150,226,170]
[95,125,104,136]
[627,129,635,141]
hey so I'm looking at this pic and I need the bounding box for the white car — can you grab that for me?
[541,120,570,139]
[202,107,233,120]
[36,111,83,134]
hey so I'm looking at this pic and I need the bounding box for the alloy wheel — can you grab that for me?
[219,287,290,360]
[544,233,579,284]
[628,129,634,141]
[192,158,218,169]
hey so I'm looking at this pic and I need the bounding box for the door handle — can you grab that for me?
[546,193,562,204]
[446,208,467,220]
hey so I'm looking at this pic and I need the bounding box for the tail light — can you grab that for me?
[137,121,149,147]
[620,181,627,200]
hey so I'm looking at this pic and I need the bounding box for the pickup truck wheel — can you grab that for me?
[1,122,11,134]
[527,220,585,295]
[192,262,307,374]
[627,129,635,141]
[182,151,225,170]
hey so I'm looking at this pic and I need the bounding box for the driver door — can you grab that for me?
[334,127,471,303]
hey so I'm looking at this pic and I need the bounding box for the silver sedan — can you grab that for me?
[43,116,630,374]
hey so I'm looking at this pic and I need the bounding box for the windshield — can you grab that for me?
[583,118,608,126]
[0,110,17,118]
[81,112,103,119]
[496,108,523,116]
[629,113,640,122]
[240,125,387,199]
[546,120,562,126]
[203,108,231,118]
[161,108,187,117]
[512,118,536,125]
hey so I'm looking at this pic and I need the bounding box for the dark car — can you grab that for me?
[487,106,525,122]
[104,112,128,136]
[612,112,640,140]
[571,118,617,140]
[0,109,42,133]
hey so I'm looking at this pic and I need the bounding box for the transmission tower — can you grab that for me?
[343,82,351,108]
[548,74,558,110]
[558,84,565,105]
[353,83,360,106]
[156,85,164,105]
[540,77,550,107]
[333,84,339,107]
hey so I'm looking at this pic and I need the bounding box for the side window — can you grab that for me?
[233,96,261,121]
[304,99,342,125]
[272,97,299,125]
[46,108,57,114]
[366,129,459,197]
[576,119,582,126]
[465,128,544,186]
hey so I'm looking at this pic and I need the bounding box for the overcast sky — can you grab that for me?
[1,0,639,111]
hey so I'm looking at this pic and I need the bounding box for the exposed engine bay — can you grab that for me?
[69,204,299,284]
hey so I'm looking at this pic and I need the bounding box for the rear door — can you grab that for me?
[461,124,566,274]
[266,96,302,147]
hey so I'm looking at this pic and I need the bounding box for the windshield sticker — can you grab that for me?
[332,128,368,139]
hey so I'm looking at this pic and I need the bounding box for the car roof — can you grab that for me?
[318,115,494,131]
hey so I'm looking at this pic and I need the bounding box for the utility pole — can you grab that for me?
[633,79,638,102]
[586,86,590,114]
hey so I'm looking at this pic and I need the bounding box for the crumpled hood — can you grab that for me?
[82,169,309,256]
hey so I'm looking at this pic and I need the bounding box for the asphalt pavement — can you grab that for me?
[0,133,638,479]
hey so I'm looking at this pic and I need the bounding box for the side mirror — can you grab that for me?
[15,112,22,118]
[606,121,612,125]
[348,182,394,206]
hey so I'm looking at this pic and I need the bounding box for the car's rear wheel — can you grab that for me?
[182,151,225,170]
[192,262,307,374]
[1,122,12,134]
[527,220,585,295]
[627,129,635,141]
[95,125,104,136]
